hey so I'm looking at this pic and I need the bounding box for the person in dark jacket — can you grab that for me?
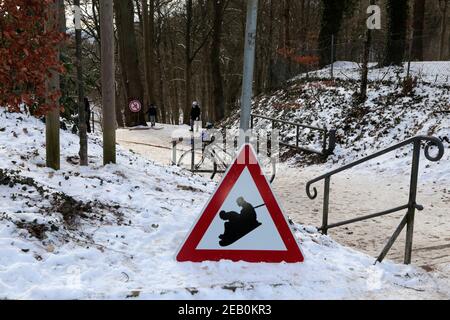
[84,97,92,133]
[147,103,157,127]
[190,101,201,132]
[220,197,258,225]
[218,197,262,247]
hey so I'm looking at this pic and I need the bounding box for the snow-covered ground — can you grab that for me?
[221,61,449,182]
[117,124,194,166]
[110,61,450,299]
[116,121,450,293]
[1,109,450,299]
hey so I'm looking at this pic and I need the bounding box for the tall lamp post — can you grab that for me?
[239,0,259,144]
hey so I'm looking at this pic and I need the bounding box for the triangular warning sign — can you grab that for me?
[177,144,304,263]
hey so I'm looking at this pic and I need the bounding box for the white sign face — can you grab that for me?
[129,100,142,113]
[176,144,304,263]
[196,168,287,251]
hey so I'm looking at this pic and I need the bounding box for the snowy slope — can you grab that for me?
[0,109,449,299]
[297,61,450,85]
[223,62,450,183]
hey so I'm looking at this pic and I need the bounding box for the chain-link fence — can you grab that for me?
[270,34,450,87]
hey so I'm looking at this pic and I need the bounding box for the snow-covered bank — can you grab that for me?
[1,110,449,299]
[296,61,450,85]
[222,62,450,184]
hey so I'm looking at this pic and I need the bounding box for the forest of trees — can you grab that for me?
[2,0,450,129]
[60,0,448,128]
[0,0,449,170]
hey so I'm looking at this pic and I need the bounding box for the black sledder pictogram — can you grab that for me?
[218,197,263,247]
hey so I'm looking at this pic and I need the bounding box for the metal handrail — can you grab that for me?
[250,113,336,156]
[305,136,445,265]
[172,134,278,182]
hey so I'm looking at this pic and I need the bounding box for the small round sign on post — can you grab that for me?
[129,100,142,113]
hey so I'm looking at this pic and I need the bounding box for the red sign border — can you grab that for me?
[176,144,304,263]
[129,100,142,113]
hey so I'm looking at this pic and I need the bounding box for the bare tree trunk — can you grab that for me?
[115,78,125,128]
[46,0,64,171]
[359,0,375,103]
[201,8,209,123]
[384,0,409,66]
[208,59,214,122]
[114,0,146,127]
[211,0,225,121]
[142,0,156,109]
[74,0,88,166]
[161,20,173,124]
[411,0,426,61]
[156,54,166,123]
[283,0,291,77]
[46,107,60,169]
[184,0,193,124]
[318,0,346,67]
[439,0,448,60]
[299,0,306,51]
[169,33,180,125]
[155,4,166,123]
[265,0,274,91]
[100,0,116,164]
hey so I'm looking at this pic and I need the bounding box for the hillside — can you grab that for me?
[1,109,450,299]
[223,62,450,181]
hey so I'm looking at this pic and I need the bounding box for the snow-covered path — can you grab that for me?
[116,125,450,284]
[117,124,194,166]
[1,112,449,299]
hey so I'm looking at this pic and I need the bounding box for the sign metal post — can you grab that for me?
[239,0,259,143]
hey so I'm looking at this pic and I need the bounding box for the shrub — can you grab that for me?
[0,0,65,115]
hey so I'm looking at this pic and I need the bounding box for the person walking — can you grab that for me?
[147,103,157,128]
[190,101,201,132]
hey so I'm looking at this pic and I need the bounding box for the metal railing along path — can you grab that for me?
[306,136,445,265]
[250,114,336,156]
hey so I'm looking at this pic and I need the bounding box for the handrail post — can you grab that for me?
[191,136,195,172]
[270,156,277,183]
[327,129,337,155]
[256,131,260,154]
[91,111,95,133]
[322,176,331,235]
[376,214,408,264]
[404,140,421,264]
[223,129,227,154]
[211,149,218,179]
[322,129,328,154]
[172,140,177,165]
